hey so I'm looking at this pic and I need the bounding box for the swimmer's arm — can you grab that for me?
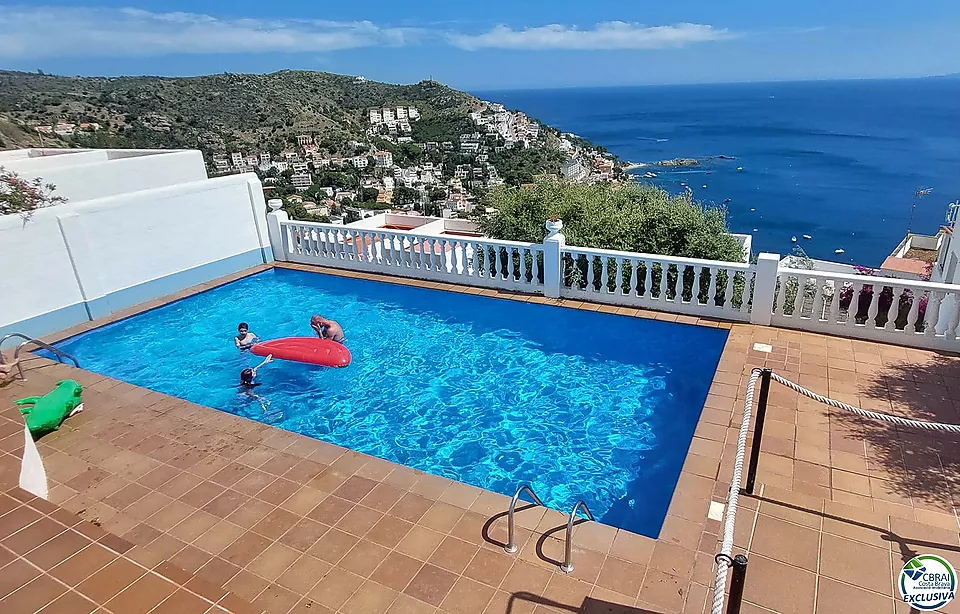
[251,354,273,374]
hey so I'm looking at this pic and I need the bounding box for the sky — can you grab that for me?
[2,1,959,90]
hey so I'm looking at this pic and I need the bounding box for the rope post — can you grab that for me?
[744,368,772,495]
[726,555,749,614]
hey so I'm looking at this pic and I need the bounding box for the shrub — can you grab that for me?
[0,166,66,220]
[478,178,743,261]
[839,285,928,330]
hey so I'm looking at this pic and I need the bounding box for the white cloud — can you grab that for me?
[448,22,736,51]
[0,6,422,58]
[0,8,736,59]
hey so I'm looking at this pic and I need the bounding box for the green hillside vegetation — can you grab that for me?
[0,70,587,183]
[479,179,744,262]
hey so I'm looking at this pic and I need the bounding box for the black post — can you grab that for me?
[744,368,772,495]
[726,554,749,614]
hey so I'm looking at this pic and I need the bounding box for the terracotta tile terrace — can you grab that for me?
[1,262,959,614]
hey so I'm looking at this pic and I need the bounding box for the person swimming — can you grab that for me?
[310,314,345,343]
[239,354,279,419]
[239,354,272,391]
[235,322,259,350]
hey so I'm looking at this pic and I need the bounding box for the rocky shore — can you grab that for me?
[655,157,700,167]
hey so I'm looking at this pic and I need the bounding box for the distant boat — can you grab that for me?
[753,228,758,232]
[702,184,708,189]
[750,208,755,212]
[791,236,797,243]
[737,167,744,172]
[802,234,812,240]
[835,248,845,254]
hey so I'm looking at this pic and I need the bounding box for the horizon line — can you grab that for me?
[3,67,957,91]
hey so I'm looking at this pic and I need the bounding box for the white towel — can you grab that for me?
[19,423,49,500]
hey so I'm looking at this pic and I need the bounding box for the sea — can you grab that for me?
[475,79,960,267]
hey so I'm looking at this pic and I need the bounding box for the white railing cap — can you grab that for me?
[778,266,960,293]
[563,244,754,270]
[281,219,541,250]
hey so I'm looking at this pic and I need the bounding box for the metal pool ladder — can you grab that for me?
[0,333,80,380]
[503,482,596,573]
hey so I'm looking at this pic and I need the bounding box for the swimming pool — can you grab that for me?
[52,268,727,537]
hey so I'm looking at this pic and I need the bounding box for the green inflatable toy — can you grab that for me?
[16,379,83,435]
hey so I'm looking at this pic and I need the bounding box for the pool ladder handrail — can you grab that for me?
[504,483,545,554]
[503,483,596,574]
[0,333,80,380]
[560,500,595,573]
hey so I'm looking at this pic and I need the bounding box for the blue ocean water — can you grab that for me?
[477,79,960,267]
[51,269,727,536]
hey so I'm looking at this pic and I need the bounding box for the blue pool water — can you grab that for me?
[52,269,727,536]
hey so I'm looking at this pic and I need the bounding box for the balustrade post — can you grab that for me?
[265,200,289,262]
[543,219,565,299]
[750,253,781,326]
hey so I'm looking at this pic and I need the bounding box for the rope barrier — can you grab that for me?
[769,372,960,434]
[711,369,760,614]
[712,367,960,614]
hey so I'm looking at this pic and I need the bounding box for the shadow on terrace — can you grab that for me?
[845,353,960,513]
[505,591,660,613]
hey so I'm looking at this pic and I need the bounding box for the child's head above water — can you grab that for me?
[238,322,249,334]
[240,368,255,385]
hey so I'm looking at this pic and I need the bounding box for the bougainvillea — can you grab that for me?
[0,166,67,220]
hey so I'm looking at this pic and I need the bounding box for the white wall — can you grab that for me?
[2,150,208,202]
[0,169,271,339]
[0,149,83,163]
[59,174,267,313]
[3,150,108,174]
[0,210,88,338]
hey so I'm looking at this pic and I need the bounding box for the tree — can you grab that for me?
[429,188,447,202]
[478,178,743,262]
[317,171,355,190]
[424,201,444,217]
[358,187,379,203]
[393,186,420,207]
[0,167,66,220]
[344,208,361,224]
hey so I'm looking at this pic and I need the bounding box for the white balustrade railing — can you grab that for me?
[559,246,757,321]
[773,267,960,350]
[279,220,545,292]
[264,208,960,352]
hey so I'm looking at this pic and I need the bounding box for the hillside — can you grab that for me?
[0,114,57,149]
[0,70,487,154]
[0,69,625,212]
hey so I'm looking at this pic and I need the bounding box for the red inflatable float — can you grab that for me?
[250,337,351,368]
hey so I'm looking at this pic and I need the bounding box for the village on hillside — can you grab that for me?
[202,101,621,224]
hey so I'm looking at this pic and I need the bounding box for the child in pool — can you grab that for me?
[235,322,259,350]
[239,354,272,391]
